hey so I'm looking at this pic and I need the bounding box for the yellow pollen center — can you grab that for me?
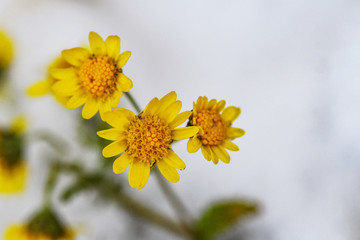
[193,109,227,145]
[79,55,119,99]
[126,115,172,165]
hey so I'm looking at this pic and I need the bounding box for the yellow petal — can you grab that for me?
[143,97,160,116]
[99,100,112,120]
[117,51,131,68]
[62,47,90,67]
[222,106,241,122]
[168,111,192,129]
[222,140,239,151]
[105,35,120,60]
[211,146,230,164]
[227,127,245,139]
[200,145,212,161]
[82,98,99,119]
[163,150,186,170]
[66,93,87,109]
[157,91,177,114]
[207,99,217,109]
[157,161,180,183]
[215,100,226,112]
[97,129,126,141]
[172,126,199,140]
[110,91,123,108]
[89,31,106,55]
[102,139,127,158]
[52,80,80,96]
[10,116,27,135]
[50,67,77,80]
[0,161,27,194]
[118,74,133,92]
[102,109,133,129]
[128,161,150,190]
[113,152,131,174]
[187,137,201,153]
[27,80,51,97]
[158,100,182,123]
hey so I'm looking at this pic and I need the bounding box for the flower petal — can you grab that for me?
[157,91,177,114]
[97,129,126,141]
[163,150,186,170]
[159,100,182,123]
[50,67,77,80]
[215,100,226,112]
[227,127,245,139]
[89,31,106,55]
[187,137,201,153]
[105,35,120,60]
[99,100,112,120]
[113,152,131,174]
[27,80,51,97]
[66,93,87,109]
[62,48,90,67]
[172,126,199,140]
[117,51,131,68]
[168,111,192,129]
[128,161,150,190]
[211,146,230,164]
[222,140,239,151]
[102,139,127,158]
[102,108,133,129]
[52,80,80,96]
[82,98,99,119]
[207,99,217,109]
[118,74,133,92]
[143,97,160,116]
[200,145,212,161]
[222,106,241,122]
[157,161,180,183]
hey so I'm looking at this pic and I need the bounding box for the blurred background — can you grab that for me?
[0,0,360,239]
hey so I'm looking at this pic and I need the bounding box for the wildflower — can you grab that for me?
[0,30,14,71]
[27,56,71,105]
[187,97,245,164]
[0,116,27,194]
[4,208,74,240]
[97,91,199,190]
[52,31,133,119]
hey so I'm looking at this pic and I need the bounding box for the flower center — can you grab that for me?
[79,55,119,99]
[126,115,172,165]
[193,109,227,145]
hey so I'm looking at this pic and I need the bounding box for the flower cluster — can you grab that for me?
[28,31,245,190]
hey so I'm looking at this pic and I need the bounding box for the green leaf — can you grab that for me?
[195,199,259,240]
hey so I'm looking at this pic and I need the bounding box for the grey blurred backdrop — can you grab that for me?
[0,0,360,239]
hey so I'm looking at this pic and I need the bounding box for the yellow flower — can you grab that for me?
[52,31,133,119]
[0,116,27,194]
[0,30,14,71]
[97,91,199,190]
[187,96,245,164]
[27,57,71,105]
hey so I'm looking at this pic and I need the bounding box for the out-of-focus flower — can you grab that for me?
[27,57,71,105]
[0,30,14,71]
[187,97,245,164]
[4,208,74,240]
[52,31,133,119]
[0,116,27,194]
[97,91,199,190]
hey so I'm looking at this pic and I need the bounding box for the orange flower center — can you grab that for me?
[126,115,172,165]
[79,55,119,99]
[193,109,227,145]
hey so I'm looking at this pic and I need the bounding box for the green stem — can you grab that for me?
[124,92,141,113]
[43,162,60,207]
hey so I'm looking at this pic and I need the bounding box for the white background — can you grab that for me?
[0,0,360,239]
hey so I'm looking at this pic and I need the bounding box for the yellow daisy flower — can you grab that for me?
[97,91,199,190]
[4,208,74,240]
[27,56,71,105]
[0,30,14,71]
[52,31,133,119]
[187,96,245,164]
[0,116,27,194]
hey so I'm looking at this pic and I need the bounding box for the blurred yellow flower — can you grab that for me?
[0,30,14,71]
[187,97,245,164]
[52,31,133,119]
[97,91,199,190]
[27,57,71,105]
[0,116,27,194]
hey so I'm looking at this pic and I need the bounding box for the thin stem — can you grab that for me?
[124,92,141,113]
[43,162,60,207]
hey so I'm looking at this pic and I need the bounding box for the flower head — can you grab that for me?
[97,91,199,190]
[27,56,71,105]
[4,208,74,240]
[0,116,27,194]
[0,30,14,71]
[187,96,245,164]
[51,31,133,119]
